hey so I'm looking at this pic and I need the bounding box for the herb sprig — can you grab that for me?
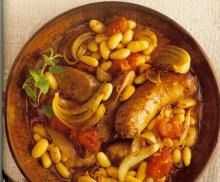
[22,48,64,104]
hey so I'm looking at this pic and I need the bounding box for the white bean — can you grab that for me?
[127,20,136,29]
[41,152,52,169]
[78,176,96,182]
[33,133,42,142]
[49,145,61,163]
[127,40,149,53]
[110,48,130,59]
[134,73,147,84]
[100,61,112,71]
[121,30,134,45]
[101,83,113,101]
[106,167,118,179]
[119,85,135,102]
[100,41,110,60]
[31,139,48,158]
[173,148,182,164]
[89,19,106,33]
[182,147,192,166]
[108,33,123,49]
[185,127,197,147]
[55,162,71,178]
[96,152,111,168]
[136,55,146,66]
[95,34,108,43]
[88,41,98,52]
[79,55,98,67]
[96,67,112,82]
[32,123,46,137]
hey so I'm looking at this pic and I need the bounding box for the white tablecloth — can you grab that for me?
[3,0,220,181]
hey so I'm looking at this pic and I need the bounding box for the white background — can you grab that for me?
[3,0,220,181]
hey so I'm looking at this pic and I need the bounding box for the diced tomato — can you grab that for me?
[106,16,128,36]
[49,117,70,136]
[70,128,79,141]
[157,119,183,139]
[70,128,101,152]
[147,149,173,179]
[110,59,131,74]
[127,53,141,71]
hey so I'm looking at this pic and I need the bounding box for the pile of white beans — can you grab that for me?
[148,97,198,170]
[78,152,156,182]
[78,98,198,182]
[69,18,158,103]
[31,123,71,179]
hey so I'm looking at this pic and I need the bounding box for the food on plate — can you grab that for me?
[22,16,200,181]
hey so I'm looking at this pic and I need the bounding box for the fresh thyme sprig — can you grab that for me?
[22,48,64,105]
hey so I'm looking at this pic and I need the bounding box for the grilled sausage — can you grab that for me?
[106,142,131,164]
[115,72,197,138]
[55,67,100,103]
[97,71,135,142]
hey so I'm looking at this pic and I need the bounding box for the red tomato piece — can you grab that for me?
[106,16,128,36]
[49,117,70,136]
[127,53,141,71]
[71,128,101,152]
[70,128,79,141]
[147,149,173,179]
[157,119,183,139]
[110,59,131,74]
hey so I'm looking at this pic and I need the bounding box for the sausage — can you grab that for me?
[106,142,131,164]
[97,71,135,142]
[115,72,197,138]
[55,66,100,103]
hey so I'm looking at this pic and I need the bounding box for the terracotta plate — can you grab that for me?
[5,2,220,182]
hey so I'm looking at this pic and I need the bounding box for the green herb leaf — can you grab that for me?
[42,105,54,118]
[43,55,55,66]
[23,48,63,104]
[49,65,64,73]
[29,69,41,82]
[44,48,62,66]
[36,76,49,94]
[23,84,36,101]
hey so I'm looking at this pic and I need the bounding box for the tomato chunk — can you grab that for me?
[49,117,70,135]
[106,16,128,36]
[147,149,173,179]
[110,59,131,74]
[71,128,101,152]
[127,53,141,71]
[157,119,183,139]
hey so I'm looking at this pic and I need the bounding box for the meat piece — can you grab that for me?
[97,71,135,142]
[115,72,197,138]
[55,66,100,103]
[106,142,131,164]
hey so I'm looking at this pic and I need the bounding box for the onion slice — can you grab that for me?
[118,143,161,181]
[71,32,94,61]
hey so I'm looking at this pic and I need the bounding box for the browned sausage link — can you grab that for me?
[97,71,135,142]
[106,142,131,164]
[115,72,197,138]
[55,66,100,103]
